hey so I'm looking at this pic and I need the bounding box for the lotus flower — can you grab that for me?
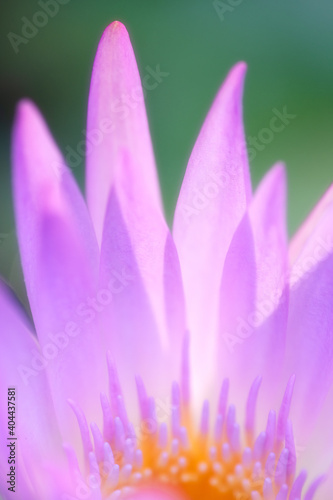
[1,20,333,500]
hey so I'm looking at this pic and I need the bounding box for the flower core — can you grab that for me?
[64,354,323,500]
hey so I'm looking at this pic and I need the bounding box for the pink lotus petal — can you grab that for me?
[0,281,66,498]
[285,203,333,442]
[218,163,288,418]
[310,459,333,500]
[86,21,162,244]
[289,183,333,266]
[99,152,185,407]
[245,163,288,407]
[218,213,256,385]
[12,100,106,443]
[249,163,288,304]
[296,389,333,496]
[173,62,251,405]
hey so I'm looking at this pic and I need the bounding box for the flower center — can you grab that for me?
[64,351,323,500]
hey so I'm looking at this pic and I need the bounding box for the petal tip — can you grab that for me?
[101,20,129,43]
[233,60,248,74]
[110,20,127,31]
[215,61,248,105]
[228,61,248,84]
[14,98,38,128]
[272,161,287,180]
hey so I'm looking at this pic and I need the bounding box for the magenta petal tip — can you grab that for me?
[100,20,129,43]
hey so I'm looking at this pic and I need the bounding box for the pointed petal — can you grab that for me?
[173,63,251,404]
[0,281,66,498]
[245,164,289,405]
[289,184,333,265]
[248,163,288,303]
[296,389,333,494]
[285,202,333,442]
[99,152,185,408]
[12,100,105,442]
[218,164,288,417]
[86,21,162,244]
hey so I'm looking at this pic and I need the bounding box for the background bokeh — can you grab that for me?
[0,0,332,301]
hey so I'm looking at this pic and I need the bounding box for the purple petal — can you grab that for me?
[285,202,333,441]
[249,163,287,303]
[12,100,105,442]
[99,152,185,407]
[218,163,288,417]
[86,21,162,244]
[310,461,333,500]
[0,281,66,498]
[173,63,251,405]
[245,164,288,405]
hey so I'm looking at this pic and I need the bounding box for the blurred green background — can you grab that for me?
[0,0,333,299]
